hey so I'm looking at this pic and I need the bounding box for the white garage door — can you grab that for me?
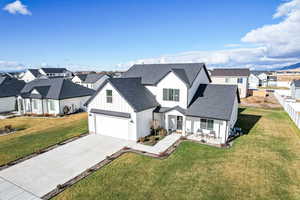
[94,114,130,140]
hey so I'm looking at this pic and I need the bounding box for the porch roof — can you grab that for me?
[186,84,239,121]
[154,106,186,115]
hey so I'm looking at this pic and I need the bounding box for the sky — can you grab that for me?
[0,0,300,71]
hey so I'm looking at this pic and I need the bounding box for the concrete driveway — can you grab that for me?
[0,134,127,198]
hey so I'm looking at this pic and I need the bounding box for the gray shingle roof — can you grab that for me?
[21,78,95,100]
[85,77,159,112]
[211,68,250,77]
[0,77,26,98]
[122,63,211,87]
[90,109,131,118]
[83,74,105,83]
[76,74,88,81]
[28,69,42,78]
[186,84,239,121]
[40,68,67,73]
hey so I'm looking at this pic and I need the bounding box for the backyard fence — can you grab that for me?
[274,90,300,129]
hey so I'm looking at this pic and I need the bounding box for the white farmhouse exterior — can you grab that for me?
[210,68,250,98]
[18,78,94,116]
[86,63,239,145]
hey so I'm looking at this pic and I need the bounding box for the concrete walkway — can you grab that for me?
[127,133,181,154]
[0,177,41,200]
[0,134,127,198]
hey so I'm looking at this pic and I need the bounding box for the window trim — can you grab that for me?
[163,88,180,102]
[237,77,243,84]
[200,118,214,131]
[106,89,113,103]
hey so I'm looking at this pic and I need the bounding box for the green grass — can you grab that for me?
[0,113,88,166]
[54,107,300,200]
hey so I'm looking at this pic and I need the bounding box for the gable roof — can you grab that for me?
[83,73,106,83]
[28,69,42,78]
[211,68,250,77]
[251,71,272,76]
[85,77,158,112]
[20,78,94,100]
[187,84,239,121]
[40,68,68,73]
[121,63,211,87]
[0,77,26,98]
[75,74,88,81]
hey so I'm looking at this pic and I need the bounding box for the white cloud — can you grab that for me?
[121,0,300,70]
[3,0,31,15]
[0,60,26,71]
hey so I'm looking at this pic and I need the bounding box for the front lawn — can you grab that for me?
[54,107,300,200]
[0,113,88,166]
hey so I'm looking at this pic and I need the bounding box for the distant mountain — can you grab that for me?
[278,62,300,71]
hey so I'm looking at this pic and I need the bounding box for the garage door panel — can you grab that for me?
[95,114,129,140]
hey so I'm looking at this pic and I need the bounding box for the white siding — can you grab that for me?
[87,82,134,113]
[136,108,155,139]
[0,97,16,113]
[155,72,188,108]
[249,74,260,89]
[188,68,210,104]
[229,96,238,129]
[72,76,83,85]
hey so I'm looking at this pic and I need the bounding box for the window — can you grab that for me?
[225,78,230,83]
[106,90,113,103]
[163,89,180,101]
[200,118,214,130]
[33,99,38,110]
[237,78,243,83]
[49,100,55,111]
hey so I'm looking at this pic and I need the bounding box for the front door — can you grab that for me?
[176,116,183,130]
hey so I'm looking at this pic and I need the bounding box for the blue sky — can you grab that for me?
[0,0,299,71]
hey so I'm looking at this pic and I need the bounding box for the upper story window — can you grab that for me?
[237,78,243,83]
[106,90,113,103]
[200,119,214,130]
[163,88,180,102]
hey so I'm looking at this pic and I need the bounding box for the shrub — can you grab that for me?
[139,137,145,143]
[159,128,167,137]
[150,136,156,143]
[4,125,12,132]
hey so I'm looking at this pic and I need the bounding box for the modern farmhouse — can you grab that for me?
[18,78,94,116]
[85,63,239,145]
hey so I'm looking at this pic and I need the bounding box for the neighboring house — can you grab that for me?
[249,73,261,89]
[21,69,42,83]
[85,63,239,145]
[267,76,277,87]
[210,68,250,98]
[72,73,110,90]
[18,78,94,116]
[39,68,73,78]
[291,80,300,100]
[0,77,25,113]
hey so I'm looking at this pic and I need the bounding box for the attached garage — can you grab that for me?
[90,109,134,140]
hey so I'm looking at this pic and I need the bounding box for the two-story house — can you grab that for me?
[21,68,73,83]
[210,68,250,98]
[291,80,300,100]
[85,63,239,145]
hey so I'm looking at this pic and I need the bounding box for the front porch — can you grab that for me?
[154,107,228,145]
